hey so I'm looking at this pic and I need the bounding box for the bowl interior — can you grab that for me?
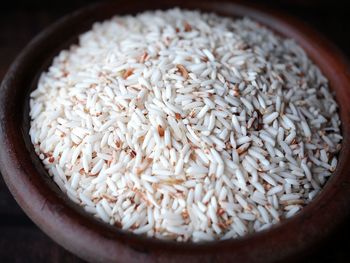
[2,1,350,262]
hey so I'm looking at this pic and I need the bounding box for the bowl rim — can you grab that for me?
[1,1,350,262]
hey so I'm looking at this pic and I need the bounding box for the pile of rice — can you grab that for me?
[29,9,342,242]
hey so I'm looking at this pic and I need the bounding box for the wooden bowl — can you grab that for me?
[1,1,350,262]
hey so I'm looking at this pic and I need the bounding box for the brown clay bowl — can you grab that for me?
[1,1,350,262]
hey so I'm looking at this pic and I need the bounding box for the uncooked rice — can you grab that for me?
[29,8,342,242]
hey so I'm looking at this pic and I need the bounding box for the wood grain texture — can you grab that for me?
[0,1,349,262]
[0,4,87,262]
[0,177,26,219]
[0,226,84,263]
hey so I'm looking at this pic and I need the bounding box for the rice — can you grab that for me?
[29,8,342,242]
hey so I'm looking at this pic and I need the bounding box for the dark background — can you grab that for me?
[0,1,350,262]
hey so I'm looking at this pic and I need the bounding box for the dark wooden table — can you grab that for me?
[1,1,349,262]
